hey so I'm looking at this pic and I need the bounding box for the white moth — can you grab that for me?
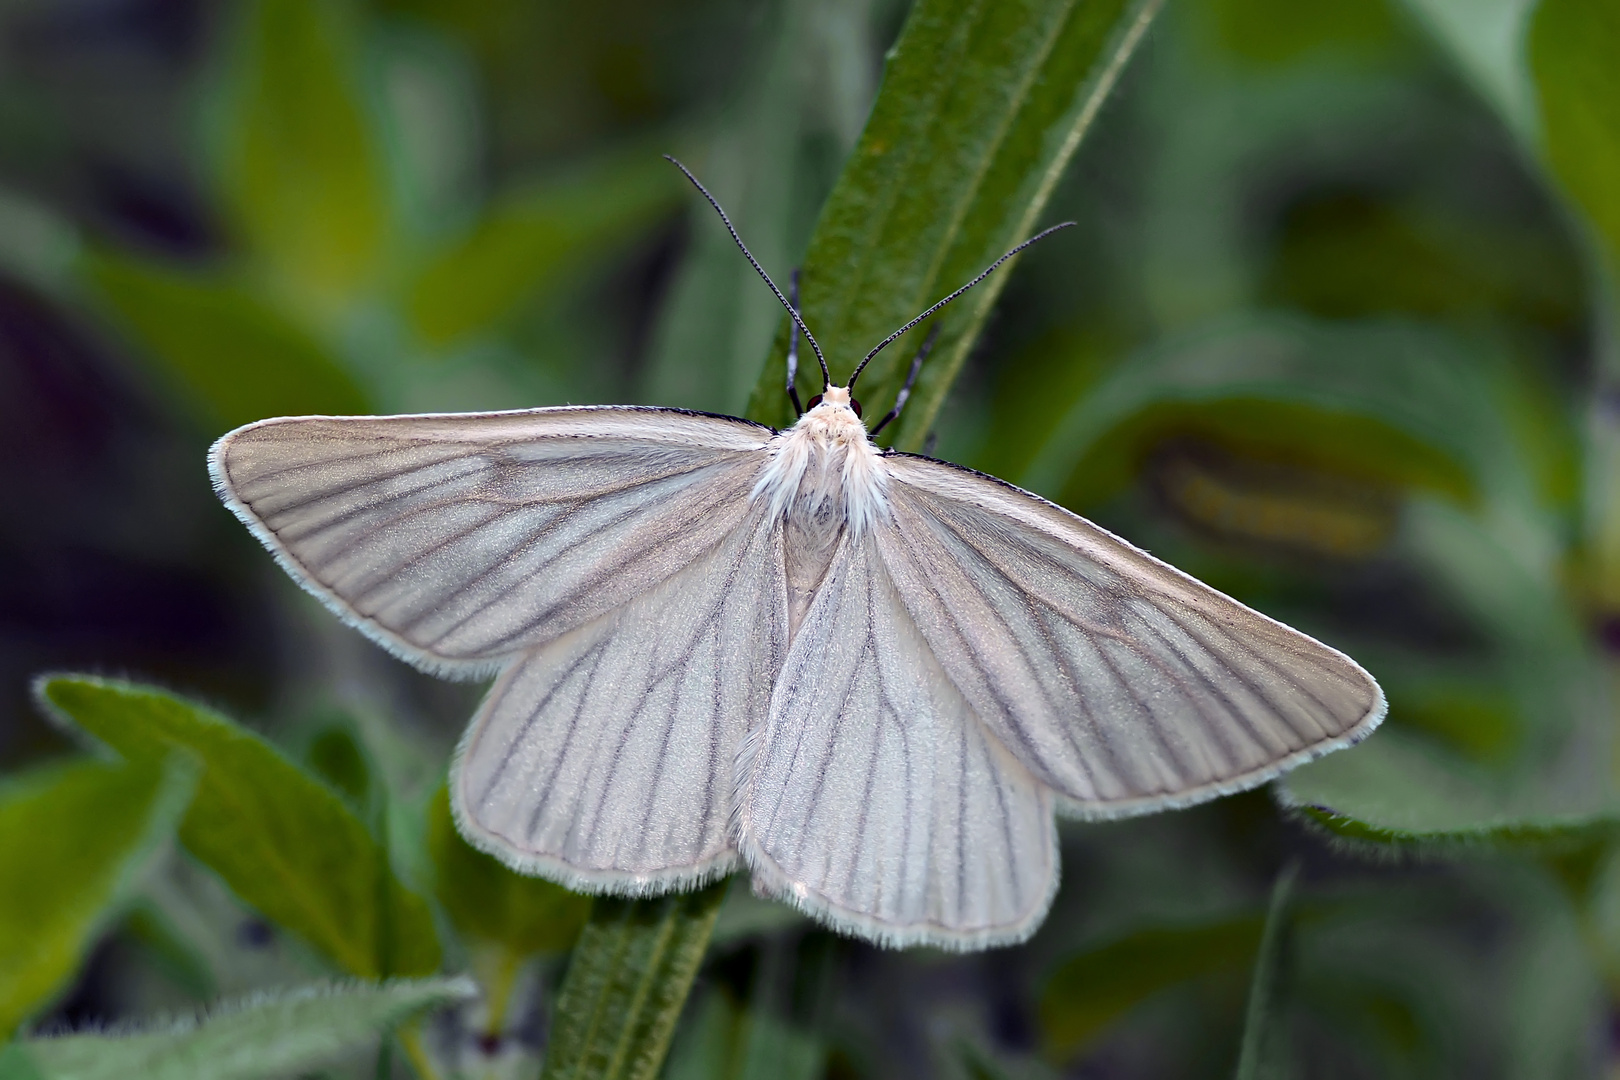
[208,165,1383,950]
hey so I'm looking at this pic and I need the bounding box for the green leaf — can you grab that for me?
[642,0,878,416]
[1279,728,1617,847]
[0,756,194,1037]
[1530,0,1620,279]
[1204,0,1400,68]
[426,785,590,956]
[407,154,680,347]
[16,977,475,1080]
[744,0,1165,448]
[1397,0,1538,141]
[1018,314,1529,509]
[540,883,727,1080]
[1040,911,1264,1058]
[217,0,389,313]
[35,676,439,979]
[1233,865,1298,1080]
[82,251,369,431]
[0,1042,45,1080]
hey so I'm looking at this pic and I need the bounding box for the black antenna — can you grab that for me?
[665,156,832,388]
[786,269,804,415]
[869,322,939,437]
[847,221,1076,391]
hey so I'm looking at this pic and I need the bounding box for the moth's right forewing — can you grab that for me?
[879,454,1385,819]
[209,407,775,675]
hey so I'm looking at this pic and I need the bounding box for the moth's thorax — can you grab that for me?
[752,386,888,536]
[753,386,888,640]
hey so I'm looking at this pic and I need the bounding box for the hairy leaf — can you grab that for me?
[36,676,439,978]
[16,977,474,1080]
[0,756,193,1036]
[540,884,726,1080]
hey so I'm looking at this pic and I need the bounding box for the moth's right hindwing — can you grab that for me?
[736,530,1057,949]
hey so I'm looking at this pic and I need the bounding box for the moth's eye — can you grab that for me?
[850,399,863,419]
[806,394,823,410]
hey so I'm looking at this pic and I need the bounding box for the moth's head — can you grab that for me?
[804,385,864,422]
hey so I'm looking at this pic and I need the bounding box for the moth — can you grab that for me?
[210,161,1383,950]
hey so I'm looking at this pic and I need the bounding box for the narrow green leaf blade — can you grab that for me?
[1039,913,1264,1058]
[541,883,727,1080]
[0,756,194,1036]
[1234,865,1298,1080]
[82,252,368,430]
[218,0,388,311]
[745,0,1164,447]
[20,977,475,1080]
[36,676,439,978]
[427,785,590,956]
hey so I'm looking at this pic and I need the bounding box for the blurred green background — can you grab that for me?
[3,0,1620,1076]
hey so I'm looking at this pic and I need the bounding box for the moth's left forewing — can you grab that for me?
[209,406,776,675]
[877,453,1385,819]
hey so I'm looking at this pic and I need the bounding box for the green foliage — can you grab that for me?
[408,153,683,346]
[1018,314,1522,508]
[0,757,194,1037]
[11,977,475,1080]
[1233,866,1297,1079]
[83,253,369,430]
[1203,0,1399,67]
[1040,912,1265,1057]
[218,0,389,315]
[1530,0,1620,278]
[426,785,590,956]
[541,884,726,1080]
[744,0,1164,448]
[35,677,439,979]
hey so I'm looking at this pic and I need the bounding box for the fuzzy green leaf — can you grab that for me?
[744,0,1165,447]
[35,676,439,979]
[0,757,194,1037]
[426,785,590,956]
[82,252,368,430]
[16,977,475,1080]
[1280,728,1618,849]
[540,883,726,1080]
